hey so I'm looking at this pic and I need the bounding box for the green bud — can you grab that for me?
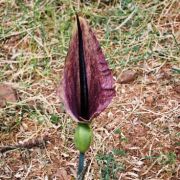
[74,123,93,153]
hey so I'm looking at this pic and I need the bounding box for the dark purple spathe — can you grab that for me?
[57,16,115,122]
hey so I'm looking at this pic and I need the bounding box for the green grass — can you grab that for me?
[144,152,177,165]
[96,152,125,180]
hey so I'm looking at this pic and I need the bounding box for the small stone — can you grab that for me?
[119,70,138,84]
[0,84,18,107]
[145,95,155,106]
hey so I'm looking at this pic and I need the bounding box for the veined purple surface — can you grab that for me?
[57,16,115,122]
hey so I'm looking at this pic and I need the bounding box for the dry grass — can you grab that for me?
[0,0,179,179]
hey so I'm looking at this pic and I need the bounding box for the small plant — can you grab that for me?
[50,114,60,124]
[164,152,177,165]
[113,149,126,156]
[114,128,128,142]
[96,152,125,180]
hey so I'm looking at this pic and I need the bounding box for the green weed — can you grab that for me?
[96,152,125,180]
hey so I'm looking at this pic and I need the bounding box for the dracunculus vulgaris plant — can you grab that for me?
[57,14,115,178]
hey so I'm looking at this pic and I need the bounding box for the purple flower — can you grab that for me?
[57,15,115,123]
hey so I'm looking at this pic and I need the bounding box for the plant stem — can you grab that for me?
[77,152,85,179]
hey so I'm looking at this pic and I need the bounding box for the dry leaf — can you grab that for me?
[174,85,180,94]
[54,169,71,180]
[119,70,137,84]
[157,69,171,80]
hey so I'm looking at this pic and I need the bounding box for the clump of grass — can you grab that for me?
[96,152,125,180]
[112,149,126,156]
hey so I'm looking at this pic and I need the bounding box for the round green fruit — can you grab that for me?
[74,123,93,153]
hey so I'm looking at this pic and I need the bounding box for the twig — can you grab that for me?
[77,0,80,11]
[0,134,49,153]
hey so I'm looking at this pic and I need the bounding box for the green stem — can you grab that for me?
[77,152,85,178]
